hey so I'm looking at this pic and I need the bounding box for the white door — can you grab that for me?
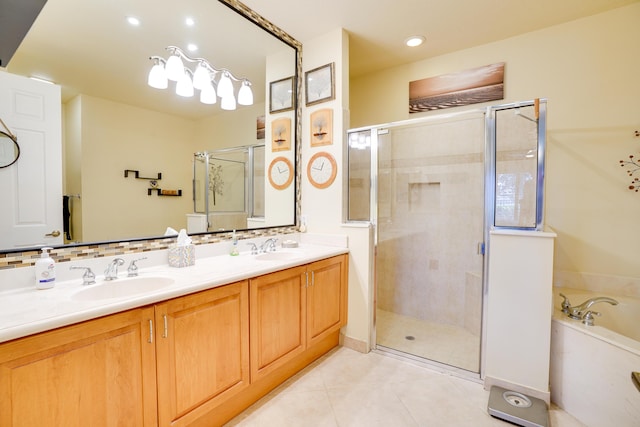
[0,71,62,249]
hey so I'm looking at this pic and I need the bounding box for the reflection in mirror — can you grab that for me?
[193,144,266,232]
[1,0,300,252]
[0,131,20,168]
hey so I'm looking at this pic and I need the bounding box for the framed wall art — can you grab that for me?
[310,108,333,146]
[305,63,334,106]
[271,117,291,152]
[269,76,294,113]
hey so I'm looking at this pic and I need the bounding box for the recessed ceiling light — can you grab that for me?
[405,35,425,47]
[186,17,195,26]
[127,16,140,26]
[187,43,198,52]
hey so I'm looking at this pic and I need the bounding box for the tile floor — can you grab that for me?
[225,346,586,426]
[376,309,480,372]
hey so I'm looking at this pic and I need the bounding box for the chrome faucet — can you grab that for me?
[561,294,619,320]
[104,258,125,281]
[127,257,147,277]
[259,238,278,253]
[70,266,96,285]
[247,242,258,255]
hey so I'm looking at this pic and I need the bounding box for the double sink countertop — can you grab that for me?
[0,235,348,344]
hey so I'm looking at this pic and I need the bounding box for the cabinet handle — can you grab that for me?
[148,319,153,343]
[305,271,309,288]
[311,271,315,287]
[162,314,168,338]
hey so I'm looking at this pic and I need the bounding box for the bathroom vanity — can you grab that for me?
[0,243,348,426]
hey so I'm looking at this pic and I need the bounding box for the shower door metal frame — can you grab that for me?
[353,108,488,378]
[349,99,547,379]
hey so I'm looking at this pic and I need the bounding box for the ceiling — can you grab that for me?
[4,0,637,119]
[243,0,638,77]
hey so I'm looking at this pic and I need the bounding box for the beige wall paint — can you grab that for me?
[72,95,195,241]
[350,3,640,278]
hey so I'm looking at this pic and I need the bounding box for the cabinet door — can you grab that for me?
[307,254,348,347]
[250,265,307,381]
[0,308,158,427]
[155,281,249,427]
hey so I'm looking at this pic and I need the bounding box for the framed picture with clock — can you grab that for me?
[268,156,294,190]
[307,151,337,189]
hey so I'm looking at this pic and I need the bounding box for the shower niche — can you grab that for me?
[193,144,265,232]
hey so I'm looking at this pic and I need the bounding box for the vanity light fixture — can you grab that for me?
[148,46,253,110]
[405,35,426,47]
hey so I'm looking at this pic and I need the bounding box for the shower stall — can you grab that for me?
[347,100,546,375]
[193,144,265,231]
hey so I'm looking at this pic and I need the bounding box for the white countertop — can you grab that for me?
[0,237,348,344]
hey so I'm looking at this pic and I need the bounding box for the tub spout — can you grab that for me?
[568,296,619,320]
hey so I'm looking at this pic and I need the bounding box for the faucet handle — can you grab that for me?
[127,257,147,277]
[559,293,571,314]
[70,266,96,285]
[247,243,258,255]
[581,310,601,326]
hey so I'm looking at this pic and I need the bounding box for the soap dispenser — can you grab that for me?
[35,247,56,289]
[230,230,239,256]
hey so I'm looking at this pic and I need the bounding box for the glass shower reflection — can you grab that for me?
[374,113,486,373]
[193,144,264,231]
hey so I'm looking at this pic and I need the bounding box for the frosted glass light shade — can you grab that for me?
[147,63,168,89]
[220,95,237,110]
[176,71,194,97]
[237,82,253,106]
[216,73,234,99]
[200,82,217,104]
[192,63,210,90]
[165,54,184,81]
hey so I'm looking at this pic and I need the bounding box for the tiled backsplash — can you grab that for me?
[0,226,297,270]
[554,270,640,298]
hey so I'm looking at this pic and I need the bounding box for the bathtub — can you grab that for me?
[550,287,640,427]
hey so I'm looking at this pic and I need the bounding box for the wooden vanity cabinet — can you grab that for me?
[249,265,307,381]
[249,254,348,382]
[306,255,348,347]
[0,307,158,427]
[0,253,347,427]
[154,281,249,427]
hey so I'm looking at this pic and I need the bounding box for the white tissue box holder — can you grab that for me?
[168,244,195,268]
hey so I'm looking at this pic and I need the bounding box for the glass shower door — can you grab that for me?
[374,113,486,373]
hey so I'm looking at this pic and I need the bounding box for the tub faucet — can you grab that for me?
[104,258,125,281]
[567,296,618,320]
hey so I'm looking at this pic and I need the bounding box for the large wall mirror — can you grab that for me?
[1,0,301,253]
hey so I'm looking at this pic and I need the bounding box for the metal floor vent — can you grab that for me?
[487,386,549,427]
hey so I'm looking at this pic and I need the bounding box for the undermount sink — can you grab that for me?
[254,251,303,261]
[72,276,175,301]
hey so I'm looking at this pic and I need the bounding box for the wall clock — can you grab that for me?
[268,156,294,190]
[307,151,337,189]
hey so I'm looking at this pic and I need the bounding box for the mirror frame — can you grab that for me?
[0,0,302,258]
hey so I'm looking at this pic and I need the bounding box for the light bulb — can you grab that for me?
[147,62,167,89]
[200,81,217,104]
[165,53,184,81]
[176,70,194,97]
[237,81,253,106]
[216,72,234,99]
[192,63,210,90]
[220,95,237,110]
